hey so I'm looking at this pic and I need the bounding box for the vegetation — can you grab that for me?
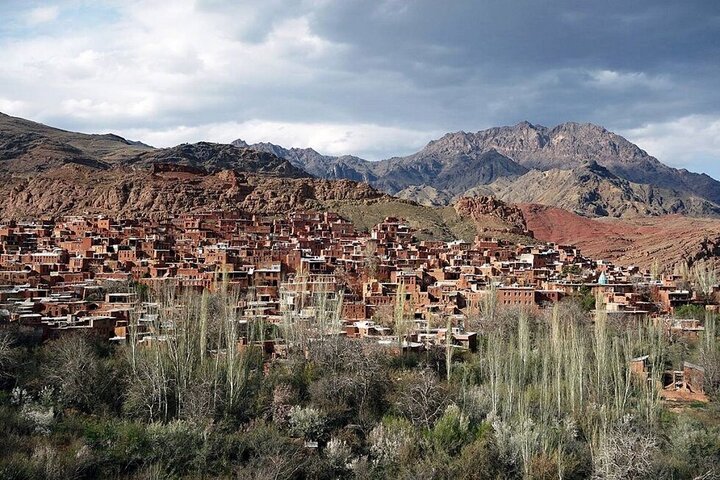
[0,285,719,479]
[324,198,504,242]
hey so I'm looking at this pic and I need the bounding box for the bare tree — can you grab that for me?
[700,314,720,395]
[592,422,658,480]
[363,241,380,280]
[650,257,662,282]
[42,334,108,412]
[0,333,14,379]
[395,369,448,429]
[692,259,718,302]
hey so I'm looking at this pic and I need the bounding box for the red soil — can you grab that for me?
[519,203,720,269]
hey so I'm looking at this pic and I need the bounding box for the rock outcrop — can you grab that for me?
[465,161,720,218]
[0,165,386,220]
[454,196,530,236]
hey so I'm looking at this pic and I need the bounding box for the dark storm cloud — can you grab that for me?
[301,0,720,128]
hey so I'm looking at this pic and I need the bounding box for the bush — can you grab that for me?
[368,416,417,467]
[288,405,326,441]
[431,404,474,455]
[146,420,206,475]
[452,432,502,480]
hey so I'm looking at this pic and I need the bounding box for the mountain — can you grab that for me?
[236,121,720,218]
[0,112,307,178]
[466,161,720,218]
[5,111,720,264]
[374,148,529,195]
[453,121,720,205]
[0,112,151,172]
[0,112,368,219]
[231,139,376,183]
[129,142,310,178]
[232,139,529,197]
[0,113,507,241]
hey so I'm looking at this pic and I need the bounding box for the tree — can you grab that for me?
[0,333,15,381]
[592,422,659,480]
[691,259,718,302]
[41,334,111,413]
[395,369,448,429]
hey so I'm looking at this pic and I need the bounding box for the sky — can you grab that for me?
[1,0,719,178]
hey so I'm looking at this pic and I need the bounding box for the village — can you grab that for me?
[0,211,715,402]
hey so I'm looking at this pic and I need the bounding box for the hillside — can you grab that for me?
[325,195,532,243]
[0,112,151,172]
[0,163,381,219]
[521,203,720,269]
[467,161,720,218]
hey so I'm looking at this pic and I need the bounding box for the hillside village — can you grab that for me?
[0,211,714,352]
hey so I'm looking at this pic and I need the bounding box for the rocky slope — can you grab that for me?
[237,121,720,217]
[467,121,720,205]
[232,139,375,183]
[0,163,383,220]
[454,196,529,236]
[234,139,530,197]
[128,142,310,178]
[466,161,720,218]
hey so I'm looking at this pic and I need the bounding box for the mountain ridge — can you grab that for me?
[233,120,720,217]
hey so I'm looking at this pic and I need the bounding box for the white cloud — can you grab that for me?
[0,1,346,126]
[624,115,720,174]
[60,97,157,120]
[115,120,440,159]
[0,97,27,116]
[587,69,670,90]
[25,6,60,25]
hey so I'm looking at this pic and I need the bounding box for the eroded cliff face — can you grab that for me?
[0,165,385,220]
[453,195,530,236]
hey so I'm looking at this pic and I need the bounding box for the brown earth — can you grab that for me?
[0,165,384,220]
[454,196,529,236]
[520,203,720,269]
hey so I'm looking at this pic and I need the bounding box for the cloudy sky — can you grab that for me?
[1,0,719,178]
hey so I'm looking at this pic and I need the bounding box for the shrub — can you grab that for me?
[288,405,326,441]
[431,404,473,455]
